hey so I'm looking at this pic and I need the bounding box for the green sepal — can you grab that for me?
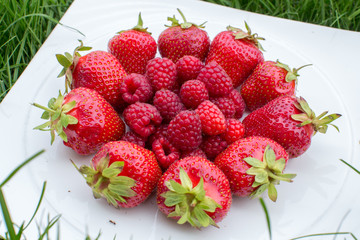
[245,145,296,202]
[291,97,342,135]
[162,167,221,228]
[275,60,312,83]
[72,156,136,208]
[227,21,265,51]
[117,12,152,34]
[32,91,78,144]
[165,8,206,29]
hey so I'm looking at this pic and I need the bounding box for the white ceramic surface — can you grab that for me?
[1,0,360,239]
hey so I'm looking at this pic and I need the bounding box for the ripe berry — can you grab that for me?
[145,57,177,91]
[123,102,162,138]
[201,135,228,160]
[153,89,185,122]
[176,55,204,84]
[121,130,147,148]
[120,73,153,104]
[196,100,226,136]
[196,61,233,97]
[147,124,169,148]
[180,80,209,109]
[181,148,208,159]
[167,110,202,151]
[211,97,236,118]
[229,89,246,118]
[221,118,245,144]
[152,137,180,170]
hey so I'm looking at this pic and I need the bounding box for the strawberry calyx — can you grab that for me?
[245,145,296,202]
[227,22,265,51]
[56,40,92,92]
[161,167,221,228]
[32,91,78,144]
[165,8,206,29]
[72,154,136,207]
[291,97,342,134]
[118,12,152,34]
[275,60,312,83]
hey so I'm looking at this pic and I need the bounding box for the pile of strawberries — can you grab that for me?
[33,9,341,228]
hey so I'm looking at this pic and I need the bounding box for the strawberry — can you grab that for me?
[241,60,311,111]
[156,156,232,228]
[56,41,127,109]
[214,136,296,201]
[158,8,210,63]
[243,96,341,158]
[206,23,264,87]
[73,141,162,208]
[108,13,157,74]
[33,87,125,155]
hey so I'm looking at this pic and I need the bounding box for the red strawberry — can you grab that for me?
[241,60,311,111]
[196,100,226,136]
[123,102,162,138]
[196,61,233,97]
[243,96,341,158]
[157,156,232,228]
[206,23,264,87]
[158,8,210,63]
[56,41,127,109]
[167,110,202,151]
[33,87,125,155]
[214,136,296,201]
[145,57,177,91]
[108,13,157,74]
[73,141,162,208]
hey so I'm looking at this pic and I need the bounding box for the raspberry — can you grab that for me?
[195,100,226,135]
[180,80,209,109]
[200,135,228,160]
[121,131,147,148]
[221,118,245,144]
[181,148,207,159]
[176,55,204,84]
[152,137,180,170]
[196,61,233,97]
[123,102,162,138]
[211,97,236,118]
[167,110,202,151]
[145,57,176,91]
[229,89,246,118]
[147,124,168,148]
[119,73,153,104]
[153,89,185,122]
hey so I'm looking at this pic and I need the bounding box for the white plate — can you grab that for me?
[1,0,360,239]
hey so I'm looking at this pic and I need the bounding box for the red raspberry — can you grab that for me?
[181,148,207,159]
[152,137,180,170]
[123,102,162,138]
[121,131,147,148]
[147,124,168,148]
[167,110,202,151]
[180,80,209,109]
[221,118,245,144]
[145,57,176,91]
[229,89,246,119]
[195,100,226,135]
[200,135,228,160]
[153,89,185,122]
[196,61,233,97]
[211,97,236,118]
[120,73,153,104]
[176,55,204,84]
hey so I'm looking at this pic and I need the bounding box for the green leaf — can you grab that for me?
[96,154,110,172]
[255,170,269,184]
[108,184,136,197]
[56,54,72,68]
[179,168,193,190]
[41,111,50,120]
[267,183,278,202]
[163,191,186,207]
[58,131,68,142]
[33,121,51,130]
[110,176,135,186]
[273,158,286,173]
[62,100,76,113]
[67,115,78,125]
[60,114,69,128]
[264,145,276,169]
[193,206,211,227]
[192,178,205,201]
[244,157,266,168]
[102,168,121,178]
[168,180,188,194]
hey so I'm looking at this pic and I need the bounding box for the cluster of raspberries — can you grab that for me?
[120,55,246,170]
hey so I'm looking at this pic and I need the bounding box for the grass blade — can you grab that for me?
[0,149,45,188]
[340,159,360,175]
[0,188,17,240]
[289,232,357,240]
[23,181,47,230]
[259,197,272,240]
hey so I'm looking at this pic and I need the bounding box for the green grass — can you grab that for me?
[1,0,360,103]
